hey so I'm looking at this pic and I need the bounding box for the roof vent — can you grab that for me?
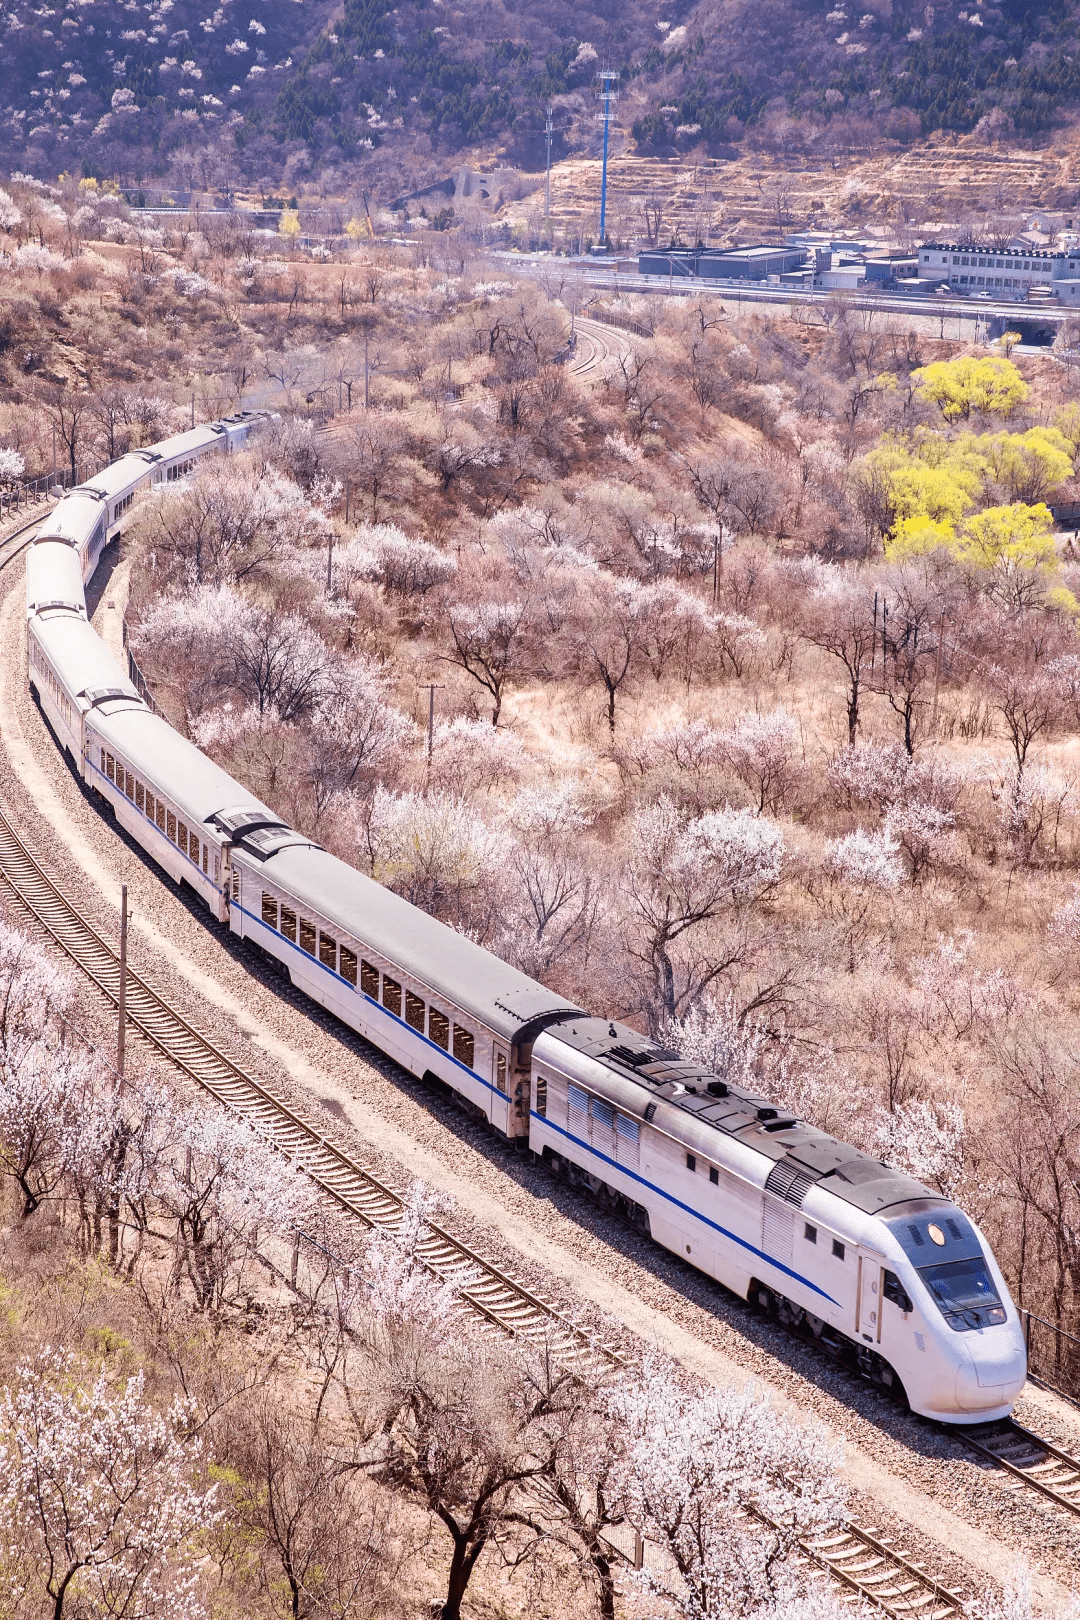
[765,1160,815,1208]
[908,1223,926,1248]
[706,1081,729,1098]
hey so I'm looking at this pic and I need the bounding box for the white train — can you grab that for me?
[23,421,1027,1424]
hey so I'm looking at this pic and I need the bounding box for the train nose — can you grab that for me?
[955,1329,1027,1411]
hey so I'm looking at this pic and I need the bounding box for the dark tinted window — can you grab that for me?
[804,1224,817,1244]
[921,1258,1000,1317]
[429,1008,449,1049]
[832,1239,845,1261]
[883,1270,913,1312]
[340,947,358,987]
[405,991,425,1031]
[383,977,402,1017]
[360,960,379,998]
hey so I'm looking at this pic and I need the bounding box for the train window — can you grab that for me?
[883,1270,913,1312]
[106,753,115,782]
[340,946,357,987]
[428,1008,449,1049]
[232,873,240,902]
[686,1153,696,1172]
[125,771,135,799]
[535,1074,547,1117]
[709,1166,719,1186]
[382,976,402,1017]
[405,991,425,1031]
[453,1026,474,1068]
[299,918,316,956]
[261,894,278,929]
[280,907,296,942]
[135,783,144,813]
[202,844,208,875]
[804,1224,817,1244]
[319,932,337,971]
[832,1239,845,1261]
[177,824,188,856]
[167,812,176,842]
[495,1053,507,1093]
[190,839,200,868]
[156,800,165,831]
[360,960,379,998]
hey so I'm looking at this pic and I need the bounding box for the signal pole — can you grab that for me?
[544,105,553,231]
[596,70,618,248]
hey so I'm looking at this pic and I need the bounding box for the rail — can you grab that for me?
[953,1417,1080,1520]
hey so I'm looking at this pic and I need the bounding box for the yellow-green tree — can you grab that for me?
[1053,402,1080,473]
[954,501,1056,571]
[278,208,301,244]
[345,216,366,244]
[976,426,1072,504]
[912,354,1029,422]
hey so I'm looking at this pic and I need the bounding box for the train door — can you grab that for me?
[856,1252,886,1344]
[489,1044,511,1136]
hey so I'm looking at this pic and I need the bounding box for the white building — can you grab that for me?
[918,242,1080,299]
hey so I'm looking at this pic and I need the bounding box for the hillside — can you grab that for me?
[2,0,1080,195]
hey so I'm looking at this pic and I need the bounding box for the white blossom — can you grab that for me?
[824,826,903,890]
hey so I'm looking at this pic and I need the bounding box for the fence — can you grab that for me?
[1021,1310,1080,1405]
[0,460,103,515]
[122,622,166,719]
[582,305,654,338]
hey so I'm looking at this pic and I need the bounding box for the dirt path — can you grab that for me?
[2,550,1077,1610]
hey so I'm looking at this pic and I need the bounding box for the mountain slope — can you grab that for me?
[2,0,1079,184]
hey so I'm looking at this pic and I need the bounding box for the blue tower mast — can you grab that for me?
[596,70,618,248]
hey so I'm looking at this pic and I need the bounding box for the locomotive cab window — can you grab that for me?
[360,960,379,999]
[299,918,316,956]
[280,907,296,942]
[495,1053,507,1093]
[804,1224,817,1244]
[832,1239,845,1261]
[405,991,425,1032]
[429,1008,449,1049]
[883,1270,913,1312]
[319,932,337,971]
[382,976,401,1017]
[453,1026,474,1068]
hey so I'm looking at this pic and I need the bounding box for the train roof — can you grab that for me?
[79,453,157,499]
[26,541,87,616]
[89,705,281,832]
[546,1018,938,1217]
[245,840,583,1045]
[35,493,103,546]
[30,612,141,708]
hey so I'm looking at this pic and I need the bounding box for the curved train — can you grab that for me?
[21,418,1027,1423]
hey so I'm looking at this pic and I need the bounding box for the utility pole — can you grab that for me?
[596,70,618,249]
[190,391,195,428]
[423,682,444,763]
[544,105,553,234]
[364,328,370,408]
[117,883,128,1079]
[326,528,334,596]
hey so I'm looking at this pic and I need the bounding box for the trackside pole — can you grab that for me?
[118,883,128,1078]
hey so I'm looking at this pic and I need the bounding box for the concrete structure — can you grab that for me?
[918,242,1080,299]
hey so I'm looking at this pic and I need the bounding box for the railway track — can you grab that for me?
[0,517,980,1618]
[954,1417,1080,1520]
[569,315,637,379]
[0,797,616,1367]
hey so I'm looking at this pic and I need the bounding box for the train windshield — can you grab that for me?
[919,1257,1007,1330]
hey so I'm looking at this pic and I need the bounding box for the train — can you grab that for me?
[21,417,1028,1424]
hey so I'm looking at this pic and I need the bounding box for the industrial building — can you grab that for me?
[917,243,1080,303]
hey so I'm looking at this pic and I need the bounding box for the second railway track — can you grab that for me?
[953,1417,1080,1520]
